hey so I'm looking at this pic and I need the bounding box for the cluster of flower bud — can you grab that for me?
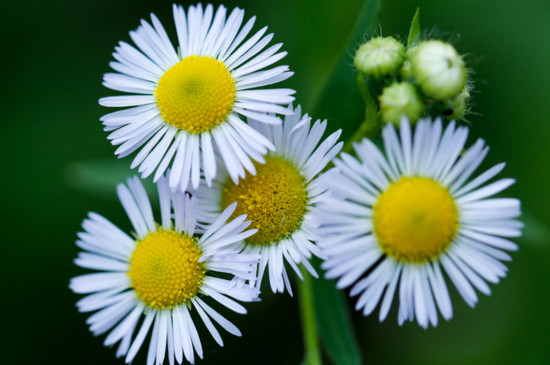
[354,36,405,77]
[354,35,469,125]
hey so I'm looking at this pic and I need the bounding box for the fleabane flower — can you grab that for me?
[100,4,295,192]
[318,118,522,328]
[194,105,343,294]
[69,175,260,364]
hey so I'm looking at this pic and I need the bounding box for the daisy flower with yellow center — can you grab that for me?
[318,118,522,328]
[70,175,260,364]
[194,105,343,294]
[100,4,294,192]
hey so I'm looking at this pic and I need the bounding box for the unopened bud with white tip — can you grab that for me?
[410,40,467,100]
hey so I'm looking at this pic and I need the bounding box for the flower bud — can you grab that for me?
[443,86,470,120]
[399,47,416,78]
[354,36,405,77]
[410,40,467,100]
[379,82,424,125]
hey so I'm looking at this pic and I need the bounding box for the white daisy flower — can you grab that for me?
[318,118,522,328]
[194,105,343,295]
[69,175,260,364]
[100,4,295,192]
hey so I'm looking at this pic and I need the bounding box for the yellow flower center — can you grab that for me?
[222,156,308,246]
[128,229,206,309]
[155,56,236,134]
[373,177,459,263]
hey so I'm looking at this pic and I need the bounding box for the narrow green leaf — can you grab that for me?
[312,268,362,365]
[407,8,421,48]
[309,0,382,138]
[65,159,154,199]
[307,1,381,363]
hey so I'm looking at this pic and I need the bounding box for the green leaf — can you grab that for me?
[309,0,382,138]
[307,1,381,363]
[65,159,155,199]
[312,268,362,365]
[407,8,421,48]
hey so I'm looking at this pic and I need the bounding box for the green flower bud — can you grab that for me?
[379,82,425,125]
[400,47,416,78]
[443,86,470,120]
[354,36,405,77]
[411,40,467,100]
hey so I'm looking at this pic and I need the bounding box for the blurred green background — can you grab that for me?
[2,0,549,363]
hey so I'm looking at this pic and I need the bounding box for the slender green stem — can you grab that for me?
[340,111,376,155]
[298,267,322,365]
[341,75,382,155]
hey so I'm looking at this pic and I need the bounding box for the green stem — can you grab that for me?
[341,75,382,155]
[340,116,374,155]
[298,267,322,365]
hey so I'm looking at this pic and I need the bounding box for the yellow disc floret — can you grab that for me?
[222,156,308,246]
[128,229,206,309]
[373,177,459,263]
[155,56,236,134]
